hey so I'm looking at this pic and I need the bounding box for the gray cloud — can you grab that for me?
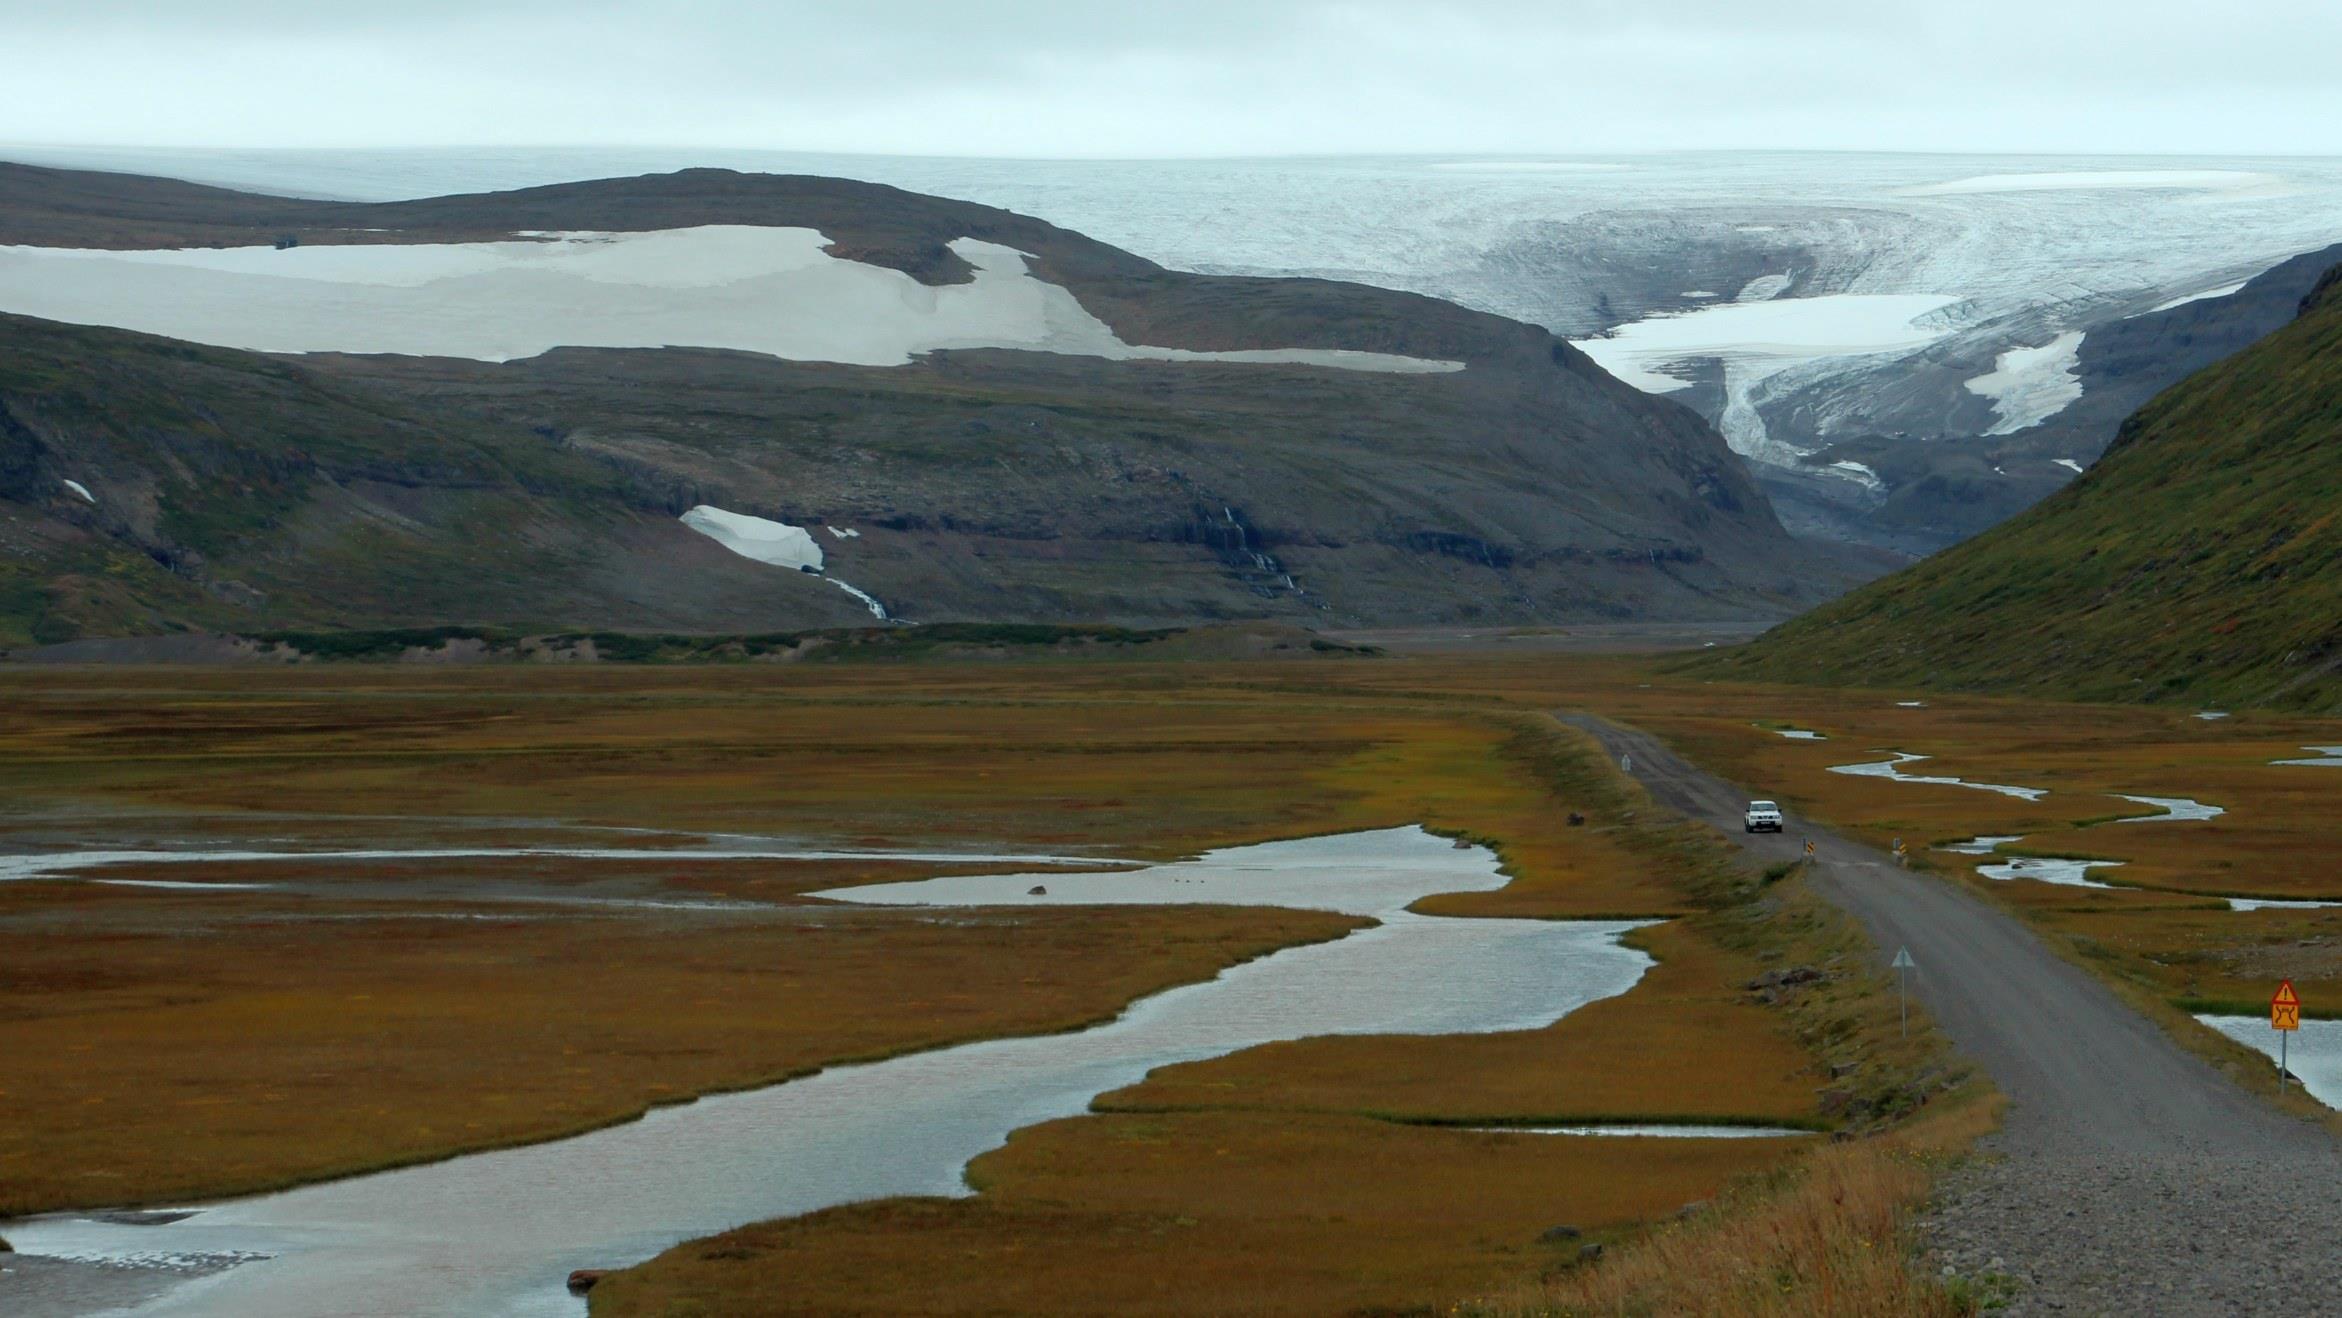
[3,1,2338,155]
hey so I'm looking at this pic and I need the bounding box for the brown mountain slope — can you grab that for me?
[0,164,1861,645]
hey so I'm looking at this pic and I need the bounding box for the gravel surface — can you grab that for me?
[1571,715,2342,1316]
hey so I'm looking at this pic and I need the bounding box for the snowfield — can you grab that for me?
[1965,330,2086,434]
[0,226,1464,374]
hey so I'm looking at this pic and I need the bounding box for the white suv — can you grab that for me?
[1745,800,1784,833]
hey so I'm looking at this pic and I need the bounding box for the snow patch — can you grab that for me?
[2054,458,2086,475]
[1735,274,1792,302]
[2194,711,2229,721]
[824,526,860,539]
[1774,728,1828,741]
[1965,331,2085,434]
[679,504,895,619]
[1905,171,2277,196]
[680,505,823,572]
[2148,281,2247,313]
[1824,460,1884,492]
[0,227,1464,375]
[62,478,95,504]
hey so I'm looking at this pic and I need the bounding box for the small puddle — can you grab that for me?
[1772,729,1828,741]
[1828,752,2046,801]
[2226,897,2342,911]
[2194,711,2230,721]
[2195,1015,2342,1109]
[2275,746,2342,768]
[2,827,1655,1318]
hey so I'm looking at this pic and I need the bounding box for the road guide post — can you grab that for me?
[2273,979,2301,1090]
[1893,946,1916,1038]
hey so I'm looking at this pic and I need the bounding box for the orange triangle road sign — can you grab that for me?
[2275,980,2301,1008]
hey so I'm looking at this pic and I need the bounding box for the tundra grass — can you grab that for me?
[5,659,1977,1316]
[595,711,1970,1316]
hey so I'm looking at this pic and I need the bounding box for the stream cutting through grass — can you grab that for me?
[5,826,1660,1318]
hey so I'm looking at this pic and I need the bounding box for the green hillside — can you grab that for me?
[1702,265,2342,712]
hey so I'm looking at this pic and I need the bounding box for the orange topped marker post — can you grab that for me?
[2273,979,2302,1089]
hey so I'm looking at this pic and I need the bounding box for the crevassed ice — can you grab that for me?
[0,227,1464,375]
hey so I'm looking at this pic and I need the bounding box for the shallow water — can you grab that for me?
[4,827,1653,1318]
[1480,1124,1810,1139]
[1977,856,2124,889]
[2196,1016,2342,1109]
[2113,794,2225,822]
[1937,835,2025,856]
[2275,746,2342,767]
[0,842,1113,885]
[1828,752,2045,801]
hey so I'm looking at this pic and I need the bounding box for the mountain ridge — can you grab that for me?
[0,164,1856,646]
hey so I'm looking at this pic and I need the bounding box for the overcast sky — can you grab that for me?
[5,1,2338,157]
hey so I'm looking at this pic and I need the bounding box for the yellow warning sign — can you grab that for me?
[2273,979,2302,1032]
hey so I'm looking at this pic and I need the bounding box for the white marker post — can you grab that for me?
[1892,946,1916,1038]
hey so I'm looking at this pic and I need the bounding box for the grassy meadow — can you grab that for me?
[32,654,2272,1313]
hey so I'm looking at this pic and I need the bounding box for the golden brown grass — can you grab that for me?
[0,876,1356,1217]
[1469,1095,1996,1318]
[3,658,2003,1316]
[591,1110,1813,1318]
[1101,919,1821,1127]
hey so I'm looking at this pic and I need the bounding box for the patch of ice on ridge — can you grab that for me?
[680,505,823,572]
[0,227,1464,375]
[62,478,95,503]
[2148,281,2248,314]
[1824,460,1884,492]
[1965,331,2085,434]
[680,504,892,619]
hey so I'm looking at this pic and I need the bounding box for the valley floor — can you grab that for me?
[5,651,2335,1314]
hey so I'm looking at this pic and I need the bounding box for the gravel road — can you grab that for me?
[1569,715,2342,1315]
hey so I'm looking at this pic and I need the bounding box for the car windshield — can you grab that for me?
[1750,801,1778,811]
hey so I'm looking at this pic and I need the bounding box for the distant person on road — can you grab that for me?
[1621,753,1633,774]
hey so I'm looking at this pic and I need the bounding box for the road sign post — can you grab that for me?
[2273,979,2301,1090]
[1892,946,1916,1038]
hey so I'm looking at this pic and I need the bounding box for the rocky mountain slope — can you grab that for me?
[1704,262,2342,711]
[0,163,1851,646]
